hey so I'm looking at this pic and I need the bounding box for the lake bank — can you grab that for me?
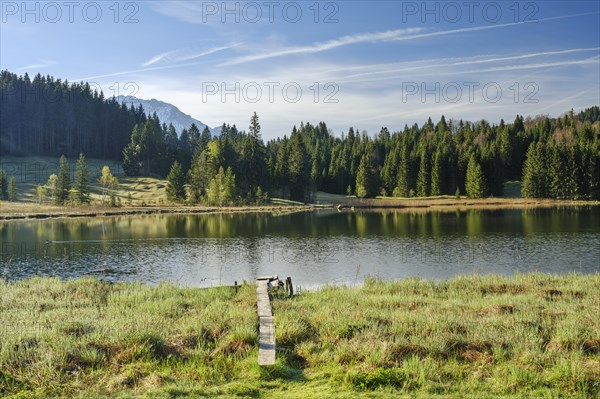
[0,202,323,221]
[0,273,598,398]
[1,197,598,221]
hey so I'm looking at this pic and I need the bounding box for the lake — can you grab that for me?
[1,207,599,288]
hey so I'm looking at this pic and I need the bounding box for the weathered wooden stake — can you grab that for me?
[285,276,294,296]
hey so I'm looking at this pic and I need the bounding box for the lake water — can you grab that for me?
[1,207,599,288]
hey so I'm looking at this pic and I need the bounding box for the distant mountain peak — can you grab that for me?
[117,95,213,136]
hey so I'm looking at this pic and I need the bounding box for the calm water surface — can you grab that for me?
[1,208,599,288]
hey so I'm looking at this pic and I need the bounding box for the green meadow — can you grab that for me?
[0,273,598,398]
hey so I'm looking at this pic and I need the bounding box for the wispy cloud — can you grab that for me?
[219,28,425,66]
[385,13,598,43]
[457,57,599,74]
[16,60,57,71]
[339,48,600,82]
[74,44,239,81]
[221,12,598,67]
[73,60,215,82]
[142,44,240,67]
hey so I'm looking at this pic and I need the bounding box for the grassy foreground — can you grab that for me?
[0,274,599,398]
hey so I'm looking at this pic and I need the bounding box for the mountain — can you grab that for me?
[117,95,213,136]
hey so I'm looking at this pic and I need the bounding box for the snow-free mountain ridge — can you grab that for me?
[117,95,214,136]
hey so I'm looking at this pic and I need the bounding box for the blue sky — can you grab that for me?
[1,0,599,138]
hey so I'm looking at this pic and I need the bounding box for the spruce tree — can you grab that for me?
[166,161,186,202]
[55,155,71,205]
[288,132,309,200]
[240,112,267,194]
[522,144,541,198]
[74,153,90,204]
[123,125,142,176]
[355,148,377,198]
[274,139,288,187]
[586,142,600,200]
[381,146,399,194]
[548,143,564,199]
[568,145,582,199]
[395,145,411,197]
[416,149,430,197]
[465,155,486,199]
[188,151,209,202]
[430,149,443,196]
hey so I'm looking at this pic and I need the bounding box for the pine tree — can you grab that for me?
[355,150,375,198]
[465,155,486,199]
[7,177,16,201]
[548,143,562,199]
[481,146,504,197]
[381,146,399,194]
[547,142,577,199]
[249,112,261,140]
[288,132,309,200]
[522,144,544,198]
[395,145,412,197]
[499,126,516,179]
[240,112,267,194]
[199,126,212,153]
[568,145,582,199]
[122,125,141,176]
[166,161,186,202]
[274,139,288,186]
[416,149,430,197]
[74,153,90,204]
[55,155,71,205]
[585,142,600,200]
[430,149,443,196]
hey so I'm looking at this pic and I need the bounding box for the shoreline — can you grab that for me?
[0,203,326,221]
[1,197,598,221]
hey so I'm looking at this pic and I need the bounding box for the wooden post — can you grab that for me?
[286,277,294,297]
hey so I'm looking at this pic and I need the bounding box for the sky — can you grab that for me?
[1,0,599,139]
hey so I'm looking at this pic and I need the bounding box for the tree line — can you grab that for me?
[123,108,599,203]
[2,71,598,203]
[0,71,145,159]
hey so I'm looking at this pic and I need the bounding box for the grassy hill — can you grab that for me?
[0,156,169,205]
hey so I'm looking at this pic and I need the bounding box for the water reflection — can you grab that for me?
[1,208,599,287]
